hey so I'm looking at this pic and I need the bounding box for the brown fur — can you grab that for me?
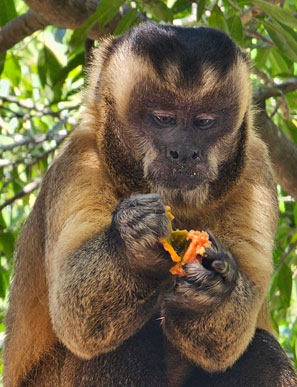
[4,23,296,387]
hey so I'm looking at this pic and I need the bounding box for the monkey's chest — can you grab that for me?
[60,317,166,386]
[60,316,191,387]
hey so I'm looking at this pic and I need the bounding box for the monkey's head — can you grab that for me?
[90,22,251,208]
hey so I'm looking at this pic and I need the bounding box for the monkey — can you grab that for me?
[3,22,297,387]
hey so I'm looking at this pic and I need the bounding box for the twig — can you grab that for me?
[0,178,42,211]
[244,28,275,46]
[252,68,273,85]
[0,119,68,151]
[2,130,71,188]
[253,78,297,102]
[275,240,297,271]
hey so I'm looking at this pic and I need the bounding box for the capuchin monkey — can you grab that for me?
[3,22,297,387]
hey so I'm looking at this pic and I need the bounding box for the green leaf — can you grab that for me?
[0,213,6,230]
[70,0,125,47]
[197,0,207,22]
[145,1,173,22]
[114,9,138,35]
[37,49,47,87]
[227,15,243,44]
[54,50,84,86]
[253,0,297,30]
[0,232,15,256]
[0,53,5,76]
[208,5,229,33]
[294,203,297,228]
[0,134,14,146]
[0,270,9,298]
[262,19,297,63]
[0,0,17,26]
[254,48,270,68]
[44,47,63,86]
[171,0,193,18]
[277,263,292,309]
[3,55,21,87]
[269,48,290,74]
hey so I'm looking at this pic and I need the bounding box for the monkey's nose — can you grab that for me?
[169,149,200,163]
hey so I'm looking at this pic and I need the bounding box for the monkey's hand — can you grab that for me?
[178,240,238,307]
[162,236,258,372]
[112,193,172,275]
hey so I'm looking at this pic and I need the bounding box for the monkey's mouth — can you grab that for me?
[145,164,211,190]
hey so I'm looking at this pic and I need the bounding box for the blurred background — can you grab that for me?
[0,0,297,377]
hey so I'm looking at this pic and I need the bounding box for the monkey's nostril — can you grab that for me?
[192,152,199,160]
[170,150,179,159]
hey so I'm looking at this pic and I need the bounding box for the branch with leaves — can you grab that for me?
[0,0,131,56]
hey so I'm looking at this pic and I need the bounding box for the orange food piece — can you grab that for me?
[183,230,211,264]
[169,262,186,276]
[160,239,181,263]
[160,207,211,276]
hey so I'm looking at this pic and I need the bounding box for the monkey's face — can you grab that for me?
[125,81,241,192]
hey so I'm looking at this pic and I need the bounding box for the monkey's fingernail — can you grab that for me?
[212,260,225,272]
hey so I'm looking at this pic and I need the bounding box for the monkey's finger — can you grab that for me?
[211,259,226,273]
[206,231,220,250]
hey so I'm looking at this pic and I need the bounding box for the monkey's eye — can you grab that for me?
[151,112,176,126]
[194,116,216,129]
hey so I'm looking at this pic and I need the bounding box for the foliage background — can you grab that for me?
[0,0,297,378]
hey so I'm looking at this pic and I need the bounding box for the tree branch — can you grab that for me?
[254,78,297,102]
[254,109,297,201]
[0,10,48,56]
[0,178,42,211]
[0,0,128,55]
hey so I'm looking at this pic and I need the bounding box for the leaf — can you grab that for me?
[227,15,243,44]
[277,263,292,309]
[254,48,270,68]
[262,19,297,63]
[70,0,125,47]
[0,134,14,146]
[54,50,84,86]
[0,0,17,26]
[171,0,192,18]
[44,47,63,86]
[208,5,229,33]
[253,0,297,30]
[197,0,207,22]
[294,203,297,228]
[0,270,9,299]
[37,49,47,87]
[0,212,6,230]
[269,48,290,74]
[0,53,5,76]
[0,232,15,256]
[144,1,173,22]
[3,55,21,87]
[114,9,138,35]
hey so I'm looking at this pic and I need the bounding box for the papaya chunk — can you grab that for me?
[161,206,211,276]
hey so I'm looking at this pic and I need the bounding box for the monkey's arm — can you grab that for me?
[49,227,166,359]
[44,133,171,359]
[162,181,276,372]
